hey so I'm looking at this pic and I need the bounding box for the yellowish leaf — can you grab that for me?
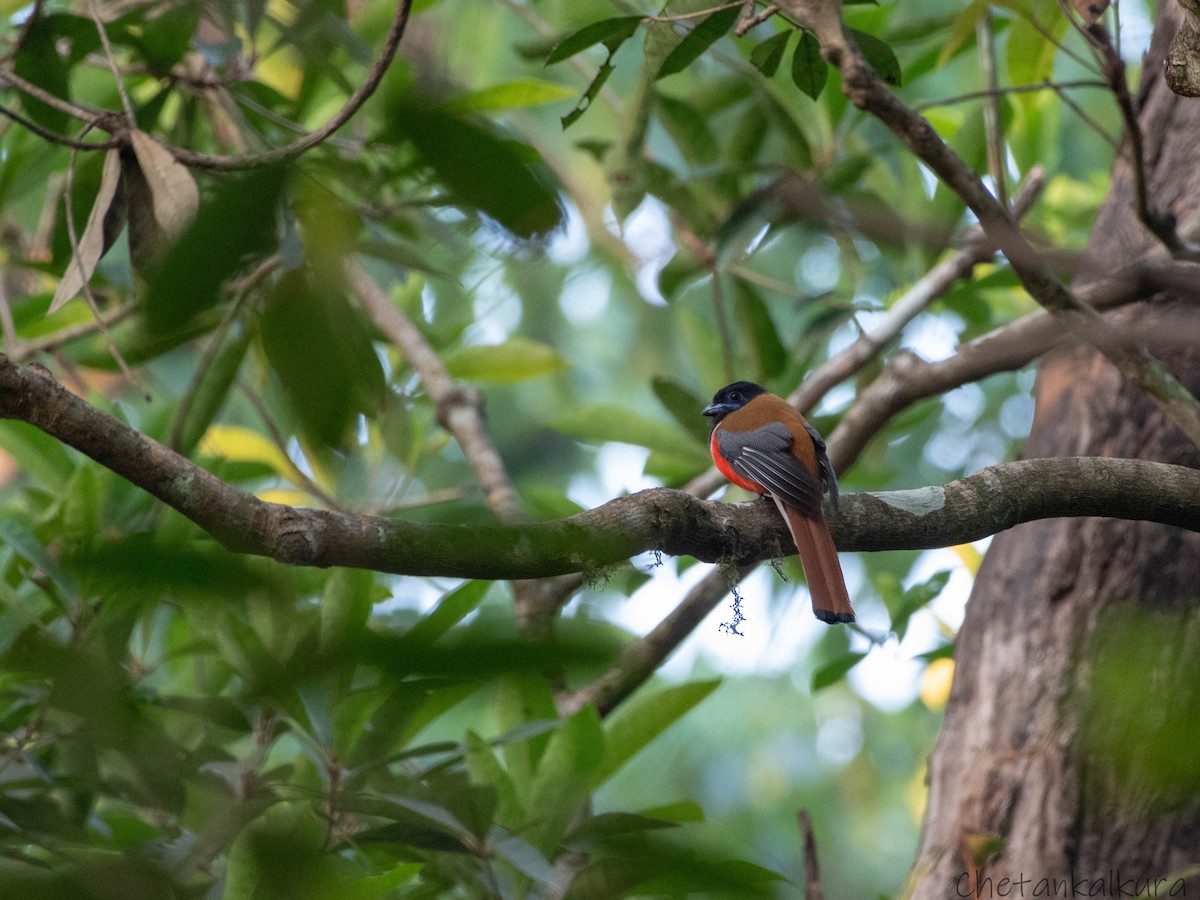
[256,487,314,507]
[951,543,984,575]
[920,657,955,711]
[199,424,293,477]
[50,150,122,314]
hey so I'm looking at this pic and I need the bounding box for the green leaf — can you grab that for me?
[340,864,423,900]
[12,14,71,135]
[66,307,225,370]
[640,800,705,822]
[656,93,719,165]
[489,830,558,888]
[259,269,386,448]
[0,521,76,602]
[143,166,286,332]
[891,570,952,641]
[750,31,792,77]
[396,105,565,239]
[445,338,569,383]
[595,679,720,785]
[0,422,74,491]
[527,706,605,851]
[849,28,902,86]
[402,581,491,648]
[734,282,787,381]
[444,79,576,113]
[917,642,956,663]
[790,31,828,99]
[172,325,254,457]
[135,3,201,73]
[319,567,374,652]
[562,57,618,129]
[657,5,742,79]
[465,731,523,826]
[546,16,642,65]
[565,812,679,846]
[651,377,711,446]
[812,651,867,691]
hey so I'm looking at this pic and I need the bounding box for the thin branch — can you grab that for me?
[1095,26,1200,260]
[976,8,1007,207]
[3,356,1200,584]
[12,303,137,363]
[0,68,117,130]
[0,100,123,150]
[643,1,745,23]
[0,276,14,358]
[162,0,414,172]
[737,4,779,36]
[913,80,1110,112]
[798,810,827,900]
[87,0,135,124]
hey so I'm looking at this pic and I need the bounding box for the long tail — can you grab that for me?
[770,497,855,624]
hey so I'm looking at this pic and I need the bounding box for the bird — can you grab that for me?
[703,381,855,624]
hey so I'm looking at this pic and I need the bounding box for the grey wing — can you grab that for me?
[804,421,839,510]
[716,422,825,518]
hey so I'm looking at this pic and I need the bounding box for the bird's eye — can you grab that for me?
[729,391,742,403]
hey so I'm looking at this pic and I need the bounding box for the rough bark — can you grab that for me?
[911,5,1200,898]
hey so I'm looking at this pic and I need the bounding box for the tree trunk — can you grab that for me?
[910,5,1200,898]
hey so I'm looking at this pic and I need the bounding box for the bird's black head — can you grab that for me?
[702,381,766,422]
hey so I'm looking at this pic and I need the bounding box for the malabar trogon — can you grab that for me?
[703,381,855,625]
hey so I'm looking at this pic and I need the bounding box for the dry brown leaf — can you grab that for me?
[1072,0,1110,24]
[130,129,199,241]
[49,149,123,314]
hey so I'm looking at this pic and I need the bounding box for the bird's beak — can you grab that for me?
[702,402,727,417]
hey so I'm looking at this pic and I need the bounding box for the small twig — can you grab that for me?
[913,79,1110,111]
[1053,79,1121,151]
[643,1,745,24]
[797,810,827,900]
[0,68,117,131]
[0,275,15,358]
[976,8,1007,207]
[87,0,135,125]
[12,303,137,363]
[0,100,123,150]
[736,3,779,36]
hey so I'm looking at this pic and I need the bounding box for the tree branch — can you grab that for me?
[163,0,413,171]
[777,0,1200,450]
[3,356,1199,581]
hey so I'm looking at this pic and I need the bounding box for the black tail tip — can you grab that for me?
[814,609,856,625]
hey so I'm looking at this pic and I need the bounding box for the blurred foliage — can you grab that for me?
[0,0,1139,896]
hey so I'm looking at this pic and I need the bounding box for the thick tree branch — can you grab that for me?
[3,356,1200,581]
